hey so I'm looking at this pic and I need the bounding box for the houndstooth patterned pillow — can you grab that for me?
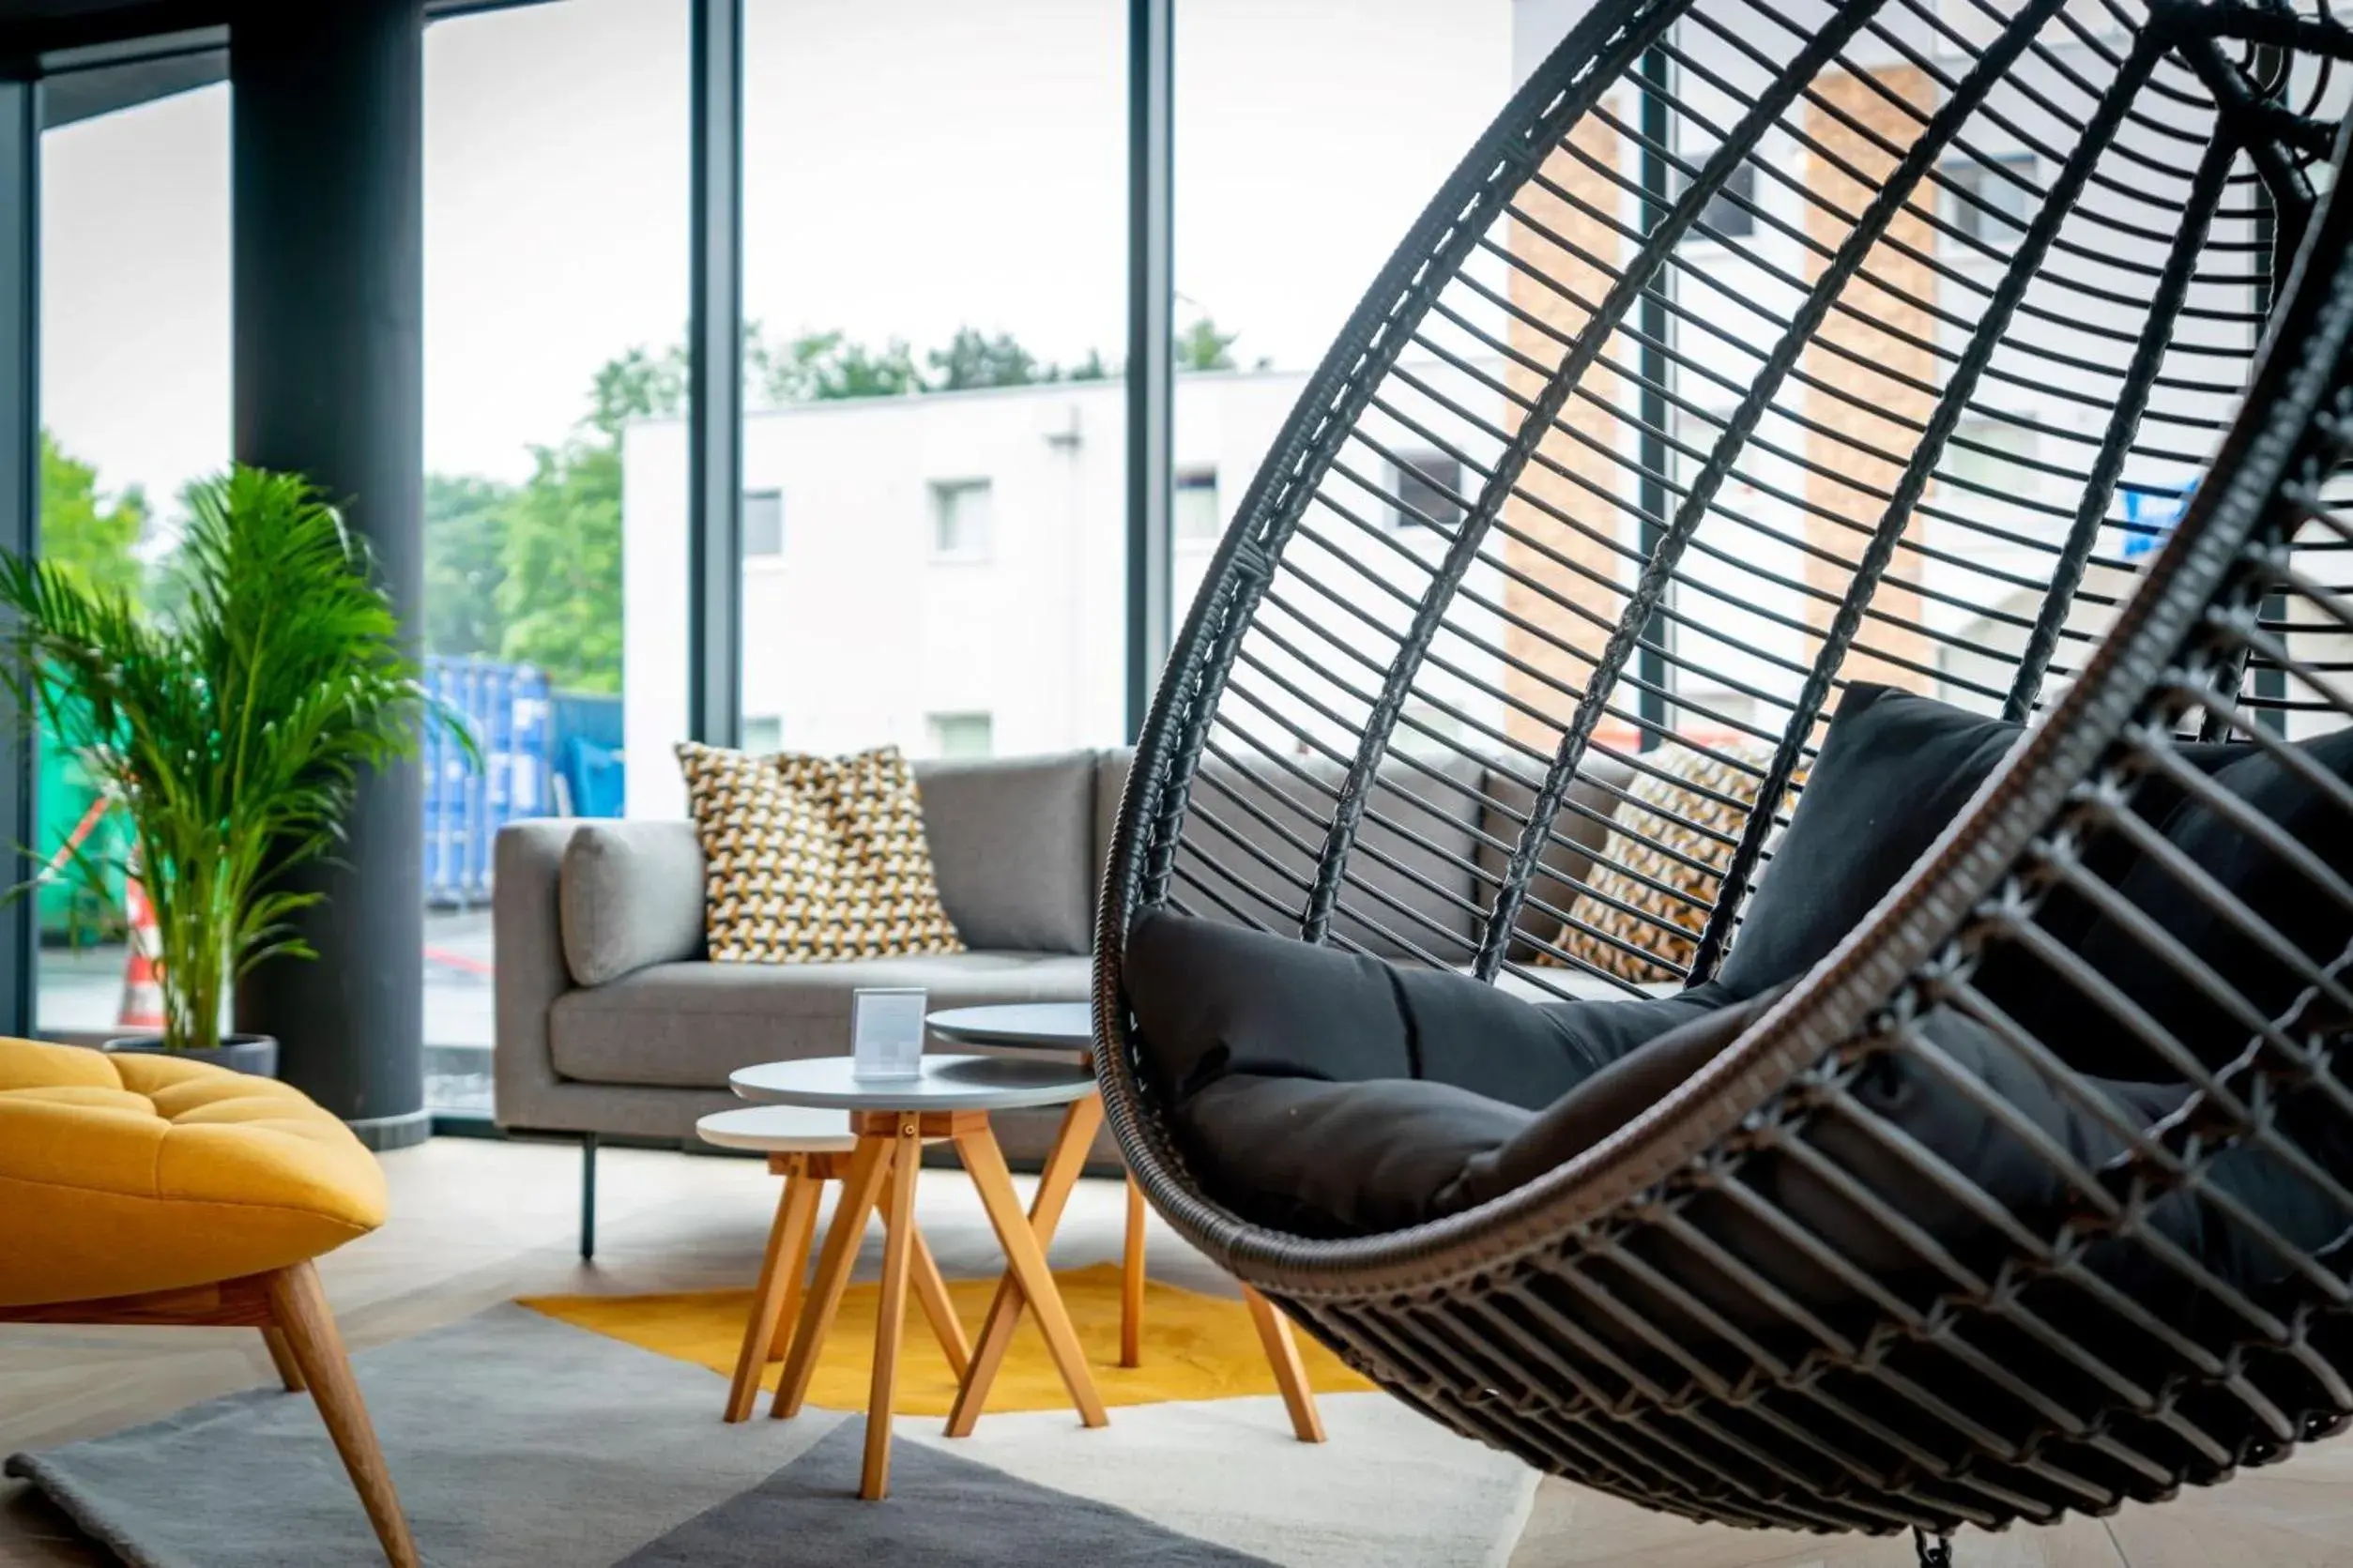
[1548,741,1781,983]
[676,741,964,965]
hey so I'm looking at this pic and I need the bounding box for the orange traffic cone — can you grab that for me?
[117,872,164,1032]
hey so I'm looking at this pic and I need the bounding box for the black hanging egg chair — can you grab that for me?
[1095,0,2353,1553]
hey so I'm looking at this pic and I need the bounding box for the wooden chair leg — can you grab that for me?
[772,1134,891,1420]
[944,1092,1104,1437]
[949,1119,1108,1431]
[260,1326,307,1393]
[263,1263,420,1568]
[1243,1285,1325,1444]
[862,1120,922,1500]
[726,1168,822,1423]
[1121,1174,1147,1369]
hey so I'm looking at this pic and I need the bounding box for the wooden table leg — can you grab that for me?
[772,1135,891,1420]
[862,1119,922,1500]
[943,1092,1105,1437]
[264,1263,420,1568]
[727,1167,821,1423]
[1120,1175,1147,1369]
[879,1163,971,1379]
[949,1119,1108,1431]
[1243,1285,1325,1444]
[762,1172,825,1363]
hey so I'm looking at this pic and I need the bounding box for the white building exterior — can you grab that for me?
[621,366,1513,817]
[619,0,2304,821]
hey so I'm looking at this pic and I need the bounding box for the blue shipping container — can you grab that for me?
[423,658,555,906]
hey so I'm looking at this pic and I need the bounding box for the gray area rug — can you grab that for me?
[7,1303,1535,1568]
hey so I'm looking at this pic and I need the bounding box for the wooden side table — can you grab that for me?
[695,1105,970,1423]
[728,1054,1108,1500]
[924,1001,1325,1445]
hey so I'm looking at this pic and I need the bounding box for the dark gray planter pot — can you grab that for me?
[103,1033,280,1078]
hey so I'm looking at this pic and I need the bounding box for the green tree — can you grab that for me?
[1174,315,1242,373]
[929,327,1046,391]
[813,335,922,400]
[588,343,688,439]
[38,432,147,601]
[423,473,513,660]
[497,439,621,693]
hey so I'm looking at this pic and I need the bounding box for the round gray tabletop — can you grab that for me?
[924,1001,1092,1050]
[728,1052,1095,1111]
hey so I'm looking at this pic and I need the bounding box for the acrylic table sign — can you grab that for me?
[850,987,927,1080]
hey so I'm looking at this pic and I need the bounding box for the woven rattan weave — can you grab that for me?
[1096,0,2353,1543]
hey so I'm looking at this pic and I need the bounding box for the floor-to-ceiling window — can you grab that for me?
[704,0,1127,798]
[420,0,691,1112]
[34,80,231,1039]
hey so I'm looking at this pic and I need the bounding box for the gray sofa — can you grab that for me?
[495,744,1637,1255]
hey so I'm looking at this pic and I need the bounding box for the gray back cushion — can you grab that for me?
[914,751,1098,953]
[1095,746,1488,960]
[559,820,709,986]
[1476,755,1635,954]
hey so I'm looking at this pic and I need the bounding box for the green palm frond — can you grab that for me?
[0,464,464,1052]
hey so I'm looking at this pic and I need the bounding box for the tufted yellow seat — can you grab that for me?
[0,1037,415,1564]
[0,1037,387,1308]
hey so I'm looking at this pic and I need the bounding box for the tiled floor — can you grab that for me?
[3,1138,2348,1567]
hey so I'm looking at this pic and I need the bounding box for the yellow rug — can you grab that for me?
[522,1262,1372,1417]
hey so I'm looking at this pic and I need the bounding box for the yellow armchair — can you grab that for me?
[0,1039,415,1567]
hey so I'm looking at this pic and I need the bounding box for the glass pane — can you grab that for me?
[1172,468,1221,542]
[36,82,231,1040]
[422,0,690,1110]
[743,488,784,557]
[1171,1,1515,717]
[722,0,1127,769]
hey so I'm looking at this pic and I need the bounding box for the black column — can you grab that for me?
[230,0,427,1148]
[1124,0,1174,740]
[687,0,743,747]
[0,75,37,1041]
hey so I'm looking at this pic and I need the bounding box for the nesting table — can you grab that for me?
[924,1001,1325,1447]
[726,1053,1108,1499]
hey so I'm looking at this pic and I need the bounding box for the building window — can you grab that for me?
[926,711,993,758]
[742,715,784,754]
[1173,467,1221,542]
[1945,418,2040,495]
[1696,159,1757,241]
[1393,451,1463,530]
[931,479,994,561]
[1942,153,2036,247]
[743,489,783,558]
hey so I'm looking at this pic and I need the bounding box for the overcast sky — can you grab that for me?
[38,0,1511,511]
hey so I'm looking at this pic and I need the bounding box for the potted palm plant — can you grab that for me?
[0,464,454,1073]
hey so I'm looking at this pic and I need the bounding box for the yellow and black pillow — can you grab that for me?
[676,741,964,965]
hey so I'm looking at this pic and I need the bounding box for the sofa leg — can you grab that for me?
[580,1133,599,1262]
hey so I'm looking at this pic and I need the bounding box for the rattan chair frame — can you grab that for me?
[1096,0,2353,1542]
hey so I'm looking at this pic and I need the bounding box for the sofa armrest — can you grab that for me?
[495,819,581,1132]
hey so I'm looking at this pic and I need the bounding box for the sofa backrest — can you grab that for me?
[542,745,1636,986]
[1094,746,1637,962]
[913,751,1099,953]
[1092,746,1492,960]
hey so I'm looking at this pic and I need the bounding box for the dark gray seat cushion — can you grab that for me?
[551,950,1091,1088]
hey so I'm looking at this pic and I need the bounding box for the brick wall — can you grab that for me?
[1499,106,1643,754]
[1799,65,1940,695]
